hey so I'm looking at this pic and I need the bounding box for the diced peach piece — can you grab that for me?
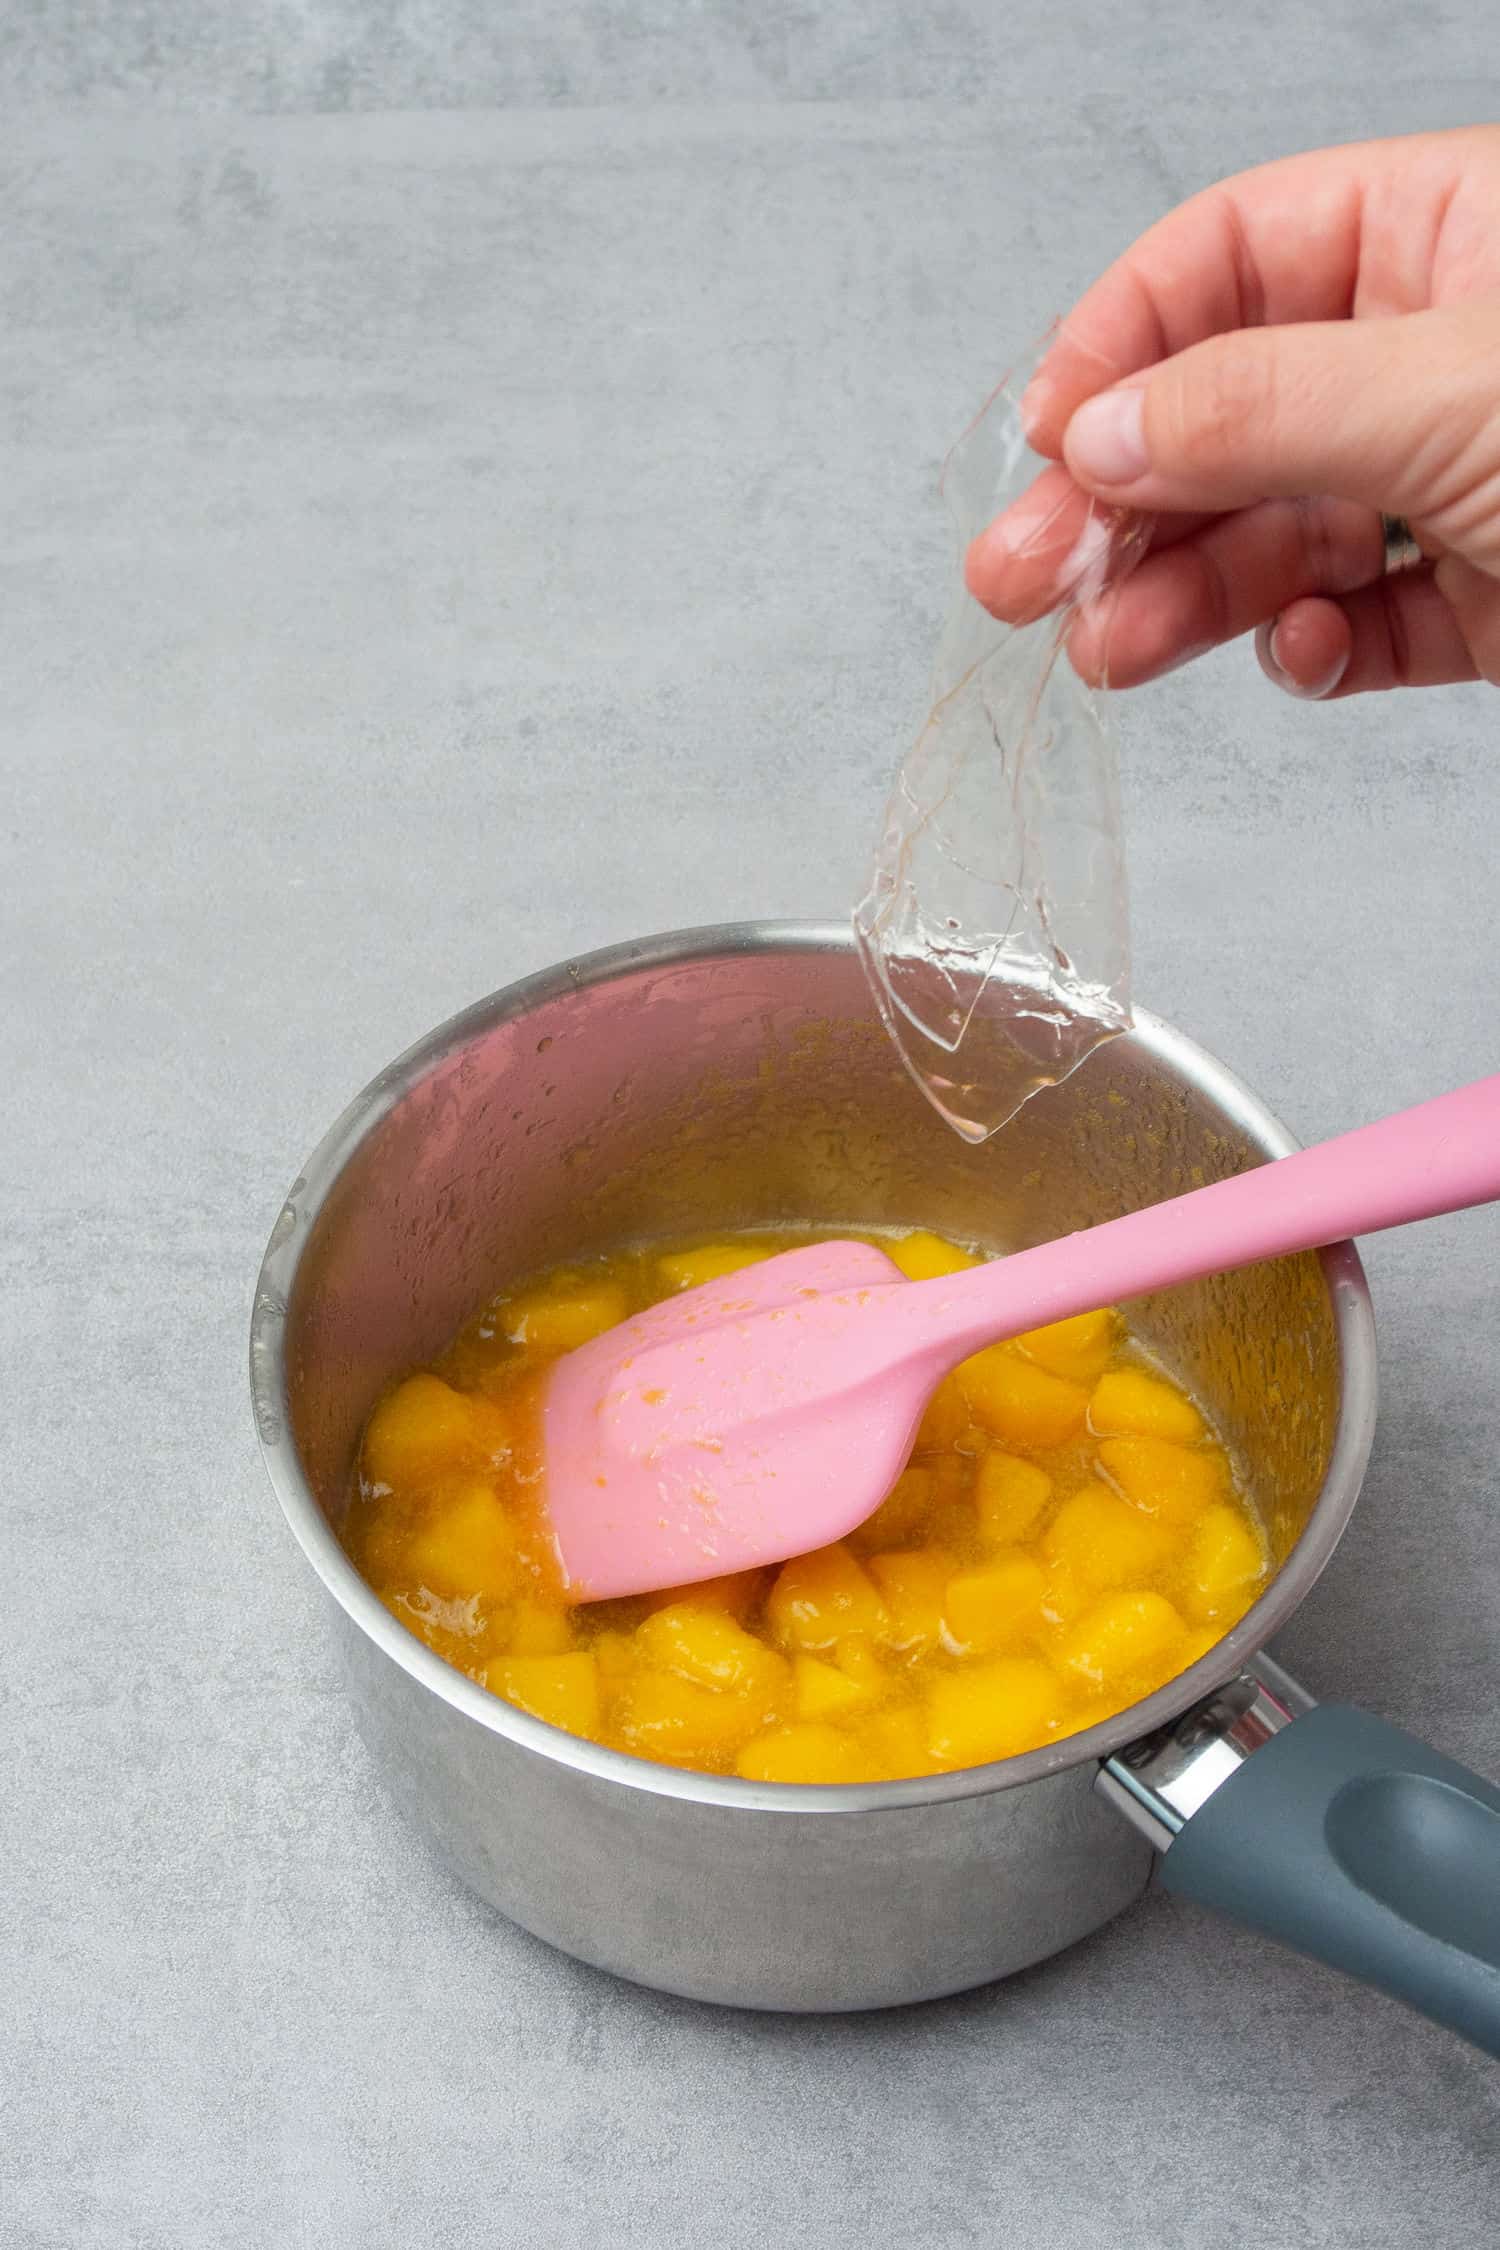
[1089,1366,1205,1442]
[1038,1557,1093,1629]
[926,1455,978,1523]
[974,1451,1053,1545]
[913,1376,970,1454]
[615,1671,772,1764]
[793,1654,880,1722]
[834,1635,887,1689]
[635,1603,788,1700]
[735,1723,879,1784]
[656,1243,773,1292]
[887,1231,981,1282]
[499,1278,629,1356]
[852,1465,936,1550]
[506,1601,577,1656]
[1042,1483,1175,1592]
[1097,1436,1228,1522]
[1014,1307,1119,1383]
[866,1550,951,1655]
[862,1704,942,1779]
[592,1628,637,1680]
[639,1568,767,1621]
[404,1479,520,1600]
[487,1651,600,1738]
[362,1373,509,1490]
[1181,1505,1267,1623]
[925,1657,1061,1768]
[957,1346,1089,1449]
[377,1586,483,1664]
[1056,1590,1187,1691]
[943,1552,1047,1655]
[765,1543,890,1653]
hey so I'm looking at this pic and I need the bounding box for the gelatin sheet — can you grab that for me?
[855,340,1149,1141]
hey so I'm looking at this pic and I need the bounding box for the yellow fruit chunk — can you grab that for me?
[378,1585,484,1665]
[1037,1558,1092,1629]
[736,1723,879,1784]
[635,1603,788,1699]
[974,1451,1053,1545]
[866,1550,951,1654]
[887,1231,981,1282]
[913,1375,970,1454]
[926,1657,1061,1768]
[835,1635,886,1688]
[487,1652,600,1738]
[362,1373,509,1490]
[957,1347,1088,1449]
[617,1672,776,1765]
[766,1543,889,1653]
[1182,1504,1266,1623]
[1097,1436,1228,1522]
[944,1552,1047,1655]
[656,1243,772,1292]
[593,1628,637,1681]
[404,1480,520,1600]
[852,1465,936,1550]
[793,1654,880,1721]
[1057,1590,1188,1691]
[862,1704,941,1779]
[1089,1367,1205,1442]
[499,1278,629,1356]
[507,1601,577,1656]
[1042,1483,1175,1592]
[925,1456,978,1531]
[641,1567,766,1621]
[1014,1307,1119,1383]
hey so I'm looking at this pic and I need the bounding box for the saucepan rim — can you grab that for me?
[249,919,1378,1815]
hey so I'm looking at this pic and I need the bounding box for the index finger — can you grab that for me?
[1022,133,1445,457]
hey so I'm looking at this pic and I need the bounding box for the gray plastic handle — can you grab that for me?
[1161,1703,1500,2057]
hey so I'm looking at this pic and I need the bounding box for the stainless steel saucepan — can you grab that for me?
[250,924,1500,2048]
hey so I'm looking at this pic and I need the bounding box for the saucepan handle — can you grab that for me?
[1099,1662,1500,2058]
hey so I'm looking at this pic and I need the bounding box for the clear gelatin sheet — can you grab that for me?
[856,340,1150,1141]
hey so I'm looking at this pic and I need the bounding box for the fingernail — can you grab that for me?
[1019,374,1052,444]
[1257,617,1348,700]
[972,516,1016,562]
[1065,387,1148,487]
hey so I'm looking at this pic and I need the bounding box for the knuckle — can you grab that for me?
[1162,340,1274,477]
[1292,496,1379,597]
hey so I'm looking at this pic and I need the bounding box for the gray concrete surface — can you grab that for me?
[5,8,1500,2245]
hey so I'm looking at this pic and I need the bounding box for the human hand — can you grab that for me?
[965,128,1500,698]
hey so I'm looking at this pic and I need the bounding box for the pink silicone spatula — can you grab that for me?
[543,1073,1500,1599]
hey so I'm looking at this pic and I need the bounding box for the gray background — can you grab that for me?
[5,6,1499,2244]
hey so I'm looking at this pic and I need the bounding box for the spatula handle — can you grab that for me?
[931,1071,1500,1358]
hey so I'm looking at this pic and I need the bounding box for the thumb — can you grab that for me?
[1060,301,1500,569]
